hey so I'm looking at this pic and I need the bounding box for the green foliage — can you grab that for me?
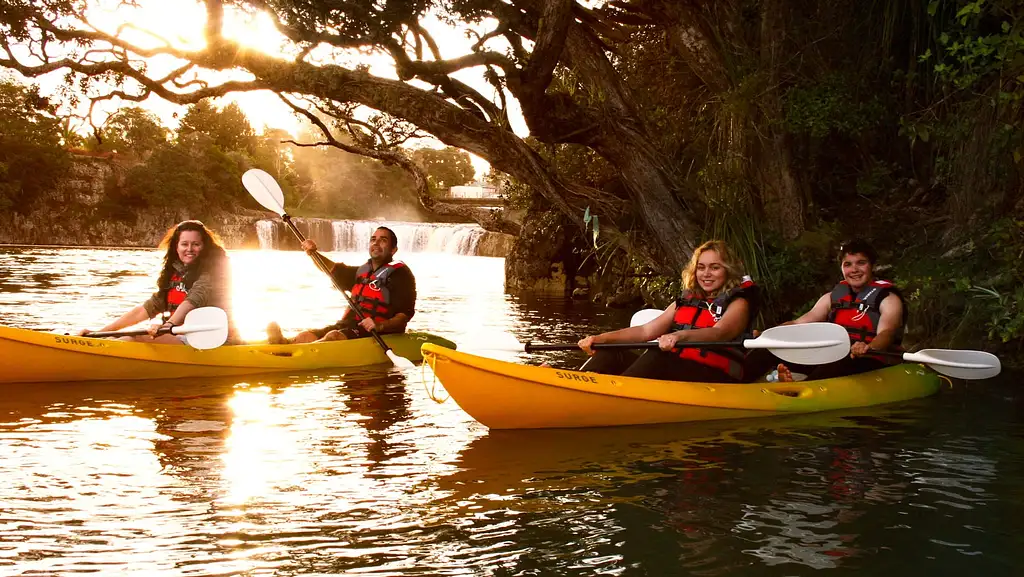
[856,160,898,197]
[0,78,70,212]
[94,107,168,158]
[784,74,886,138]
[922,0,1024,92]
[121,143,206,210]
[758,230,837,320]
[895,216,1024,350]
[409,146,475,195]
[486,168,532,211]
[98,99,290,218]
[178,101,256,153]
[968,285,1024,343]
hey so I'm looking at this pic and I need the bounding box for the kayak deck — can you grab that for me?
[0,325,455,383]
[421,343,942,429]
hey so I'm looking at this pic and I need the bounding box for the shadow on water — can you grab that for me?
[337,373,412,469]
[428,383,1024,575]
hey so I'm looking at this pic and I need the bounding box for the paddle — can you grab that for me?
[632,308,1001,379]
[241,168,415,369]
[83,307,229,350]
[629,308,663,327]
[871,349,1001,380]
[500,322,852,365]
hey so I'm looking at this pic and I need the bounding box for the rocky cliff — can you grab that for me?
[0,156,264,248]
[0,156,512,256]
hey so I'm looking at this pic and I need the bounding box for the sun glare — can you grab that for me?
[223,10,289,54]
[49,1,501,173]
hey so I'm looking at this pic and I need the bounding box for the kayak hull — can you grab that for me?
[0,325,455,383]
[421,344,943,429]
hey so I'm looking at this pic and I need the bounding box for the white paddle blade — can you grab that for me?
[173,307,229,350]
[903,349,1001,380]
[241,168,286,215]
[630,308,663,327]
[746,322,851,365]
[386,349,416,369]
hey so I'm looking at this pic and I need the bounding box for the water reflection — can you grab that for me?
[1,247,1022,575]
[340,374,413,469]
[430,401,1020,574]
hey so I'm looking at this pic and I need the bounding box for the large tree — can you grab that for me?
[0,0,825,272]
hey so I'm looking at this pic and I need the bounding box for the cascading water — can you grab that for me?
[256,219,490,255]
[332,221,484,255]
[256,220,277,250]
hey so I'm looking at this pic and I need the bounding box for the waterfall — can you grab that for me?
[258,218,496,255]
[332,221,485,255]
[256,220,276,249]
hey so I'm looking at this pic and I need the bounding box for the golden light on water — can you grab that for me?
[222,386,298,505]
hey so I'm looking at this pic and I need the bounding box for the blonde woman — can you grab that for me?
[576,240,758,383]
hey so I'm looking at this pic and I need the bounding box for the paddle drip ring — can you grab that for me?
[421,352,450,404]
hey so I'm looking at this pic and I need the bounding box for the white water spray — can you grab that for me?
[257,219,487,255]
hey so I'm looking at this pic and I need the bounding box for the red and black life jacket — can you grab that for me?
[669,279,758,380]
[827,280,905,347]
[343,260,406,325]
[162,271,193,315]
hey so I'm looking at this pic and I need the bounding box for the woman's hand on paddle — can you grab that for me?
[75,328,91,336]
[658,332,683,351]
[300,239,318,253]
[578,335,599,356]
[850,341,871,358]
[146,321,172,337]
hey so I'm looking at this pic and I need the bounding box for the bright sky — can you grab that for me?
[22,0,531,179]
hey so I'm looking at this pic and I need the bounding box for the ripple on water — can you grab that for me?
[1,248,1023,575]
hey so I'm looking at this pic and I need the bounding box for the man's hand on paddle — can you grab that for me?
[850,341,871,357]
[358,317,380,333]
[300,239,318,253]
[578,335,598,355]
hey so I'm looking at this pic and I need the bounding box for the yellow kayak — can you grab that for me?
[0,325,455,383]
[421,343,943,429]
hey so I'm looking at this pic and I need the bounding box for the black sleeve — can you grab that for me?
[330,262,359,292]
[388,266,417,319]
[738,284,761,321]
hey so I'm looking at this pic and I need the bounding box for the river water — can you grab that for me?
[0,247,1022,576]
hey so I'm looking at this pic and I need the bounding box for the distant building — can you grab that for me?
[447,182,500,198]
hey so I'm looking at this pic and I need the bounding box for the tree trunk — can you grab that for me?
[560,24,701,274]
[755,0,805,239]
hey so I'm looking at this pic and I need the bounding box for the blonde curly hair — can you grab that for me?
[681,240,745,298]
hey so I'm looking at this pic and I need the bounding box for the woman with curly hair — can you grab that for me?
[80,220,238,344]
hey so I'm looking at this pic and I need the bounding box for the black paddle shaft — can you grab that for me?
[280,214,394,354]
[524,340,746,352]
